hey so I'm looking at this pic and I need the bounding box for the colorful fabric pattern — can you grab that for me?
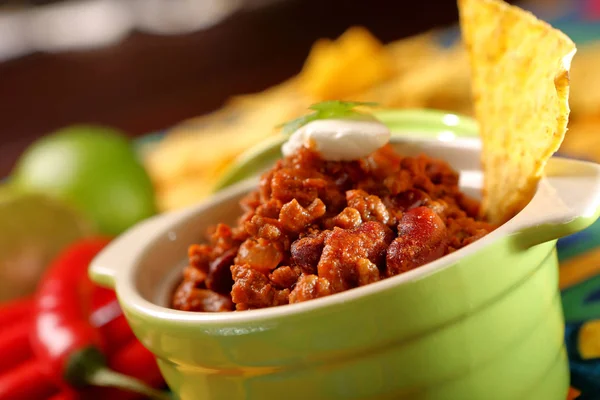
[561,231,600,398]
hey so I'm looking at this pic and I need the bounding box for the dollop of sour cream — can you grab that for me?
[281,118,391,161]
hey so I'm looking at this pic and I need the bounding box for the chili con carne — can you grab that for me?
[172,145,496,311]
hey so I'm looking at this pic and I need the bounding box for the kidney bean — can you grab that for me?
[386,206,448,276]
[206,248,237,295]
[290,233,327,275]
[393,189,430,211]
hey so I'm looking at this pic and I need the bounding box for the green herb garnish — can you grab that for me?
[279,100,379,135]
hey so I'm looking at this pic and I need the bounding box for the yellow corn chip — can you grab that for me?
[299,27,392,100]
[458,0,576,224]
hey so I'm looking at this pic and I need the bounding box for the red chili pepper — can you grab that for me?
[111,341,165,386]
[0,320,32,374]
[46,389,79,400]
[30,238,170,400]
[97,313,135,355]
[0,286,137,399]
[46,387,114,400]
[0,359,59,400]
[91,286,117,310]
[0,290,132,375]
[0,297,33,327]
[90,290,134,354]
[108,340,166,395]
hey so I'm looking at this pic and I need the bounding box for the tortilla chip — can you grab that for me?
[458,0,576,224]
[385,31,443,74]
[359,44,473,113]
[299,27,392,100]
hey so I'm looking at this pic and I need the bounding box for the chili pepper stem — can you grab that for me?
[87,368,172,400]
[66,347,171,400]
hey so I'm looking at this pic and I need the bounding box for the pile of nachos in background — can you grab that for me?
[143,11,600,213]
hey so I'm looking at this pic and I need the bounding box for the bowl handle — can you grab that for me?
[509,157,600,248]
[89,209,190,289]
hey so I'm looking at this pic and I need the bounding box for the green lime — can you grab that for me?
[11,125,157,235]
[0,187,93,301]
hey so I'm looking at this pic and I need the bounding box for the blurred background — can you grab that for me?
[0,0,514,176]
[1,2,600,399]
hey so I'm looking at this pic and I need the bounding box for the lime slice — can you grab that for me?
[212,109,479,191]
[0,186,93,302]
[213,135,286,191]
[374,109,479,138]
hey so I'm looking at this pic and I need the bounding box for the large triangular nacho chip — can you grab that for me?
[458,0,576,224]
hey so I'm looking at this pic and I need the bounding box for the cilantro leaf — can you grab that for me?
[278,100,379,135]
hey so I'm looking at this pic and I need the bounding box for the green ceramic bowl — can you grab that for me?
[90,110,600,400]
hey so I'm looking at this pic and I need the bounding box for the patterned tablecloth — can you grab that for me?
[560,222,600,399]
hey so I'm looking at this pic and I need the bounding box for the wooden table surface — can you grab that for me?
[0,0,473,177]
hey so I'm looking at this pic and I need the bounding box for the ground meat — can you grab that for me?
[230,264,289,310]
[245,215,284,242]
[171,145,496,312]
[172,281,233,312]
[269,266,300,290]
[317,221,393,293]
[240,190,261,212]
[289,274,332,303]
[188,244,212,273]
[270,168,322,206]
[181,265,208,286]
[326,207,363,229]
[446,218,495,252]
[256,198,283,219]
[346,189,394,227]
[279,198,326,233]
[208,224,237,256]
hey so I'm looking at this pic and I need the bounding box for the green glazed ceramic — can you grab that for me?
[90,110,600,400]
